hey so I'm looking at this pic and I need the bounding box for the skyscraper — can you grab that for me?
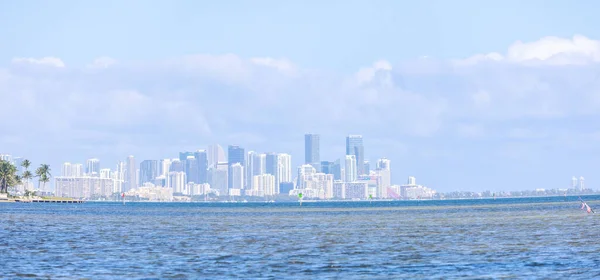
[363,161,370,174]
[376,158,391,198]
[179,151,194,162]
[320,161,333,174]
[62,162,72,177]
[184,156,198,183]
[170,159,184,172]
[125,155,136,192]
[139,160,158,184]
[159,159,171,177]
[86,158,100,176]
[305,134,320,170]
[208,162,229,196]
[228,145,245,188]
[246,151,266,189]
[266,153,278,186]
[331,159,342,181]
[346,135,365,176]
[230,163,244,190]
[377,158,390,170]
[345,155,357,182]
[194,150,208,184]
[579,176,585,191]
[208,144,226,168]
[277,153,292,193]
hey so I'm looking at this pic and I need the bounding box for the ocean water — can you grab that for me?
[2,196,600,279]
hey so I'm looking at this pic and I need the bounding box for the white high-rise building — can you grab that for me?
[62,162,72,177]
[408,176,416,186]
[168,171,186,194]
[72,164,83,177]
[277,153,292,191]
[159,159,172,177]
[572,176,578,189]
[376,158,391,198]
[345,155,357,182]
[579,176,585,191]
[250,174,276,197]
[246,151,266,189]
[99,168,111,179]
[230,163,244,190]
[297,164,317,189]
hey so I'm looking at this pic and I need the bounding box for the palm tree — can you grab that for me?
[21,159,30,172]
[0,160,17,193]
[35,164,52,193]
[21,159,32,191]
[22,170,33,190]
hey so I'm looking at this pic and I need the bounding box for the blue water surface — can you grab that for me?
[2,195,600,279]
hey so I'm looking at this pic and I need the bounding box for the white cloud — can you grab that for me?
[459,35,600,65]
[87,56,117,69]
[250,57,295,73]
[11,56,66,67]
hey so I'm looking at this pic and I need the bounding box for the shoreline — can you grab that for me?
[86,194,599,204]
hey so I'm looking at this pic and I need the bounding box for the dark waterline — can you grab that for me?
[2,195,600,279]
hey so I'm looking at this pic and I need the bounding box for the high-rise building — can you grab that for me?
[72,163,83,177]
[251,174,276,197]
[0,154,12,162]
[169,159,184,172]
[179,152,194,162]
[265,153,278,187]
[363,161,370,174]
[86,158,100,176]
[321,161,333,174]
[572,176,578,189]
[168,171,187,194]
[346,135,365,176]
[246,151,266,189]
[408,176,416,186]
[345,155,357,182]
[230,163,244,190]
[184,155,198,183]
[277,153,292,193]
[377,158,391,170]
[228,145,245,188]
[579,176,585,191]
[62,162,72,177]
[376,158,391,198]
[124,155,136,192]
[194,150,208,184]
[140,160,158,184]
[265,153,278,176]
[99,168,111,179]
[209,162,229,196]
[331,159,342,181]
[208,144,226,169]
[304,134,320,170]
[159,159,171,177]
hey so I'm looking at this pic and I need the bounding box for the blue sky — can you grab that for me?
[1,1,600,192]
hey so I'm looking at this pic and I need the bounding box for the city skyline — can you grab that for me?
[3,1,600,192]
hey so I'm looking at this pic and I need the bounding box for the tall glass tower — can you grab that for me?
[346,135,365,176]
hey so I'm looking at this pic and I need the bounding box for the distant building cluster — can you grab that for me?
[3,134,439,201]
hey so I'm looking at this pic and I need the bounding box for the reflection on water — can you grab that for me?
[1,196,600,279]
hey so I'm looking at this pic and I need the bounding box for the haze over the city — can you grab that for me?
[2,0,600,192]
